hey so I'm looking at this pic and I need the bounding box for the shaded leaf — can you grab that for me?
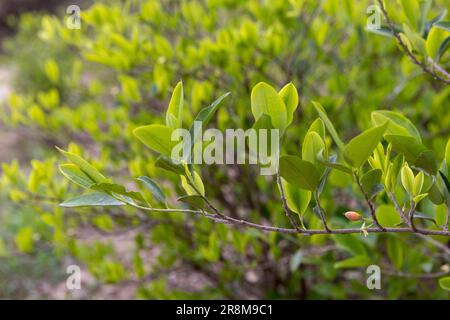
[137,176,166,204]
[60,193,125,207]
[343,122,388,168]
[279,156,320,191]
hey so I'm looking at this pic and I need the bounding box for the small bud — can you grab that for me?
[344,211,362,221]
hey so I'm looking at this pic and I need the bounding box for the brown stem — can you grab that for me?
[277,173,302,231]
[354,172,385,230]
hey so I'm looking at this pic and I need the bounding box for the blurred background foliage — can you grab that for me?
[0,0,449,299]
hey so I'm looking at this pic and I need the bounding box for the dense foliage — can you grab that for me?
[1,0,450,299]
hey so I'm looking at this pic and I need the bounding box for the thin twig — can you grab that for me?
[277,173,302,231]
[376,0,450,85]
[354,172,385,230]
[134,204,450,236]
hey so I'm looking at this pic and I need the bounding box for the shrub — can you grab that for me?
[1,0,450,299]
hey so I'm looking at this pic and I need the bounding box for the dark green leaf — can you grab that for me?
[361,169,383,199]
[279,155,320,191]
[137,176,166,204]
[154,155,185,175]
[177,195,205,209]
[343,122,388,168]
[60,192,125,207]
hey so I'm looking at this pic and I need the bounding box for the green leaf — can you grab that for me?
[401,165,415,195]
[166,81,183,129]
[401,0,420,28]
[439,171,450,193]
[57,147,107,183]
[279,156,320,191]
[306,118,326,140]
[90,182,145,203]
[415,150,438,175]
[312,101,344,150]
[361,169,383,199]
[59,164,95,188]
[426,26,450,60]
[438,277,450,291]
[187,92,230,150]
[332,234,367,256]
[343,122,388,168]
[278,82,298,126]
[281,178,311,216]
[428,181,445,205]
[437,36,450,61]
[334,255,372,269]
[371,110,421,140]
[251,82,287,131]
[413,171,425,196]
[133,124,176,156]
[154,155,185,175]
[445,138,450,174]
[376,204,402,227]
[137,176,166,204]
[60,192,125,207]
[180,171,205,196]
[434,21,450,32]
[387,237,404,270]
[384,135,426,162]
[177,195,205,209]
[317,150,353,175]
[302,131,325,168]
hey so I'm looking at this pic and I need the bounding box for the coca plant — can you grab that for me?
[58,81,450,291]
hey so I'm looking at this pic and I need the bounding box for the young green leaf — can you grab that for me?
[60,193,125,207]
[306,118,326,140]
[278,82,298,126]
[57,147,107,183]
[401,164,415,195]
[302,131,325,169]
[445,138,450,175]
[312,101,344,150]
[343,122,388,168]
[251,82,287,132]
[181,171,205,196]
[279,156,320,191]
[59,164,95,188]
[413,171,425,196]
[166,81,184,129]
[281,178,311,216]
[133,124,176,156]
